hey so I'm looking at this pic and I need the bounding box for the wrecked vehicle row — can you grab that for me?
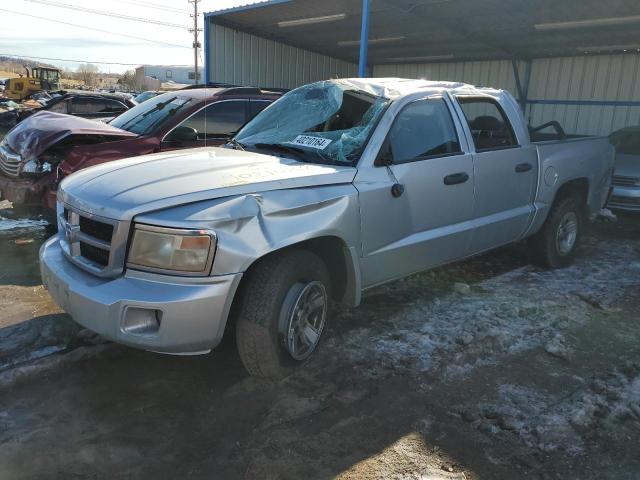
[0,87,281,211]
[39,78,615,378]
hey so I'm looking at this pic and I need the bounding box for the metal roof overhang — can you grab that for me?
[205,0,640,65]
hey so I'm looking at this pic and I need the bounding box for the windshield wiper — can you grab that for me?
[253,143,308,161]
[225,138,246,151]
[142,97,177,118]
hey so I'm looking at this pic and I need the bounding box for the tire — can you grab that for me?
[531,195,583,269]
[235,249,331,379]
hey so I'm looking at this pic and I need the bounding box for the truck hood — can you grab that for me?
[614,153,640,178]
[59,147,357,220]
[5,111,136,161]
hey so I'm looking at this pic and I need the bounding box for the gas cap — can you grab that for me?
[544,166,558,187]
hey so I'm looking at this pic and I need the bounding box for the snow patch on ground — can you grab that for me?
[328,240,639,380]
[0,215,49,232]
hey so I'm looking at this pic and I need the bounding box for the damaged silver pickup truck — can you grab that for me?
[40,78,614,378]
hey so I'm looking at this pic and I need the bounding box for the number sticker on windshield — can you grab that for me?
[289,135,332,150]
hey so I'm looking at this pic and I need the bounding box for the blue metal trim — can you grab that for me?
[527,99,640,107]
[522,60,532,103]
[204,16,210,84]
[204,0,292,18]
[511,59,524,106]
[358,0,370,78]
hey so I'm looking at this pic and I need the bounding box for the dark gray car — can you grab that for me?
[608,126,640,212]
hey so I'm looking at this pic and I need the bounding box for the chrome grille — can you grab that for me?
[0,143,21,177]
[610,195,640,207]
[59,204,126,277]
[612,175,640,187]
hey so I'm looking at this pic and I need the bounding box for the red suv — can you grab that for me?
[0,87,282,212]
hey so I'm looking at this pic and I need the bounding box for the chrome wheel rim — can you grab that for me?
[556,211,578,256]
[283,281,327,361]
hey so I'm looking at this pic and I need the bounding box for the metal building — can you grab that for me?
[204,0,640,136]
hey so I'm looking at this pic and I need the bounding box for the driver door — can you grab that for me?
[356,96,476,287]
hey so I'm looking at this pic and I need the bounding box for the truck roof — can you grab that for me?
[342,77,503,99]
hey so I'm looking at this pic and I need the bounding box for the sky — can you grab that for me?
[0,0,260,74]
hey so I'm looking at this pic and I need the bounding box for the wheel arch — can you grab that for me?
[552,177,590,209]
[237,235,362,309]
[528,176,590,237]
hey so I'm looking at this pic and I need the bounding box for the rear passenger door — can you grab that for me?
[454,96,538,253]
[162,100,248,149]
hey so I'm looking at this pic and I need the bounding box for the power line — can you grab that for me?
[25,0,189,29]
[0,53,191,67]
[111,0,190,14]
[0,8,190,49]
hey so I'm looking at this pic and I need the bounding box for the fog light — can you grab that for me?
[122,307,162,335]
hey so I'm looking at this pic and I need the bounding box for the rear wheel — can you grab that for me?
[235,249,330,379]
[532,195,583,269]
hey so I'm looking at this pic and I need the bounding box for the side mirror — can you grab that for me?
[165,125,198,143]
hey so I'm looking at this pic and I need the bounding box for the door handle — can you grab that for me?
[515,162,533,173]
[443,172,469,186]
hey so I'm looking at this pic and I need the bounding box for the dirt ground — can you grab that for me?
[0,199,638,480]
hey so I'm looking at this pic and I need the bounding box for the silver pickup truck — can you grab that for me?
[40,78,614,378]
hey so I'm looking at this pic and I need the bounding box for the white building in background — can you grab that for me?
[134,65,204,90]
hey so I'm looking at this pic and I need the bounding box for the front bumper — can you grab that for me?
[40,236,242,354]
[608,185,640,212]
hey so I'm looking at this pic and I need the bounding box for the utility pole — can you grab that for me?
[188,0,202,86]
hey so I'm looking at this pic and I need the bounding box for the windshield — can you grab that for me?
[109,93,193,135]
[235,80,389,164]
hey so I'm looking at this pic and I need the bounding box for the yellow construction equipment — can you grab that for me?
[5,66,61,100]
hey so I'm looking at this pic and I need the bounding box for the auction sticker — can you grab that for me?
[289,135,332,150]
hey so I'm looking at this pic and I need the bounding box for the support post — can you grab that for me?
[512,58,532,113]
[358,0,370,77]
[189,0,202,86]
[204,16,210,84]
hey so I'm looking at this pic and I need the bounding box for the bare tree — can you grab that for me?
[76,63,100,87]
[118,69,138,90]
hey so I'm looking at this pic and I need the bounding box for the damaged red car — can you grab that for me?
[0,87,281,213]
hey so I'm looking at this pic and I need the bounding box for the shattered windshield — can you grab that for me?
[235,80,389,164]
[109,93,193,135]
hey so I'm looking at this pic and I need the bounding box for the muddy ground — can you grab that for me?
[0,199,638,480]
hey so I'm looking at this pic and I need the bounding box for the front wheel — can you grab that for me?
[235,249,330,378]
[531,196,583,269]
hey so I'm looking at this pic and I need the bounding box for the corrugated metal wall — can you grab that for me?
[526,54,640,136]
[374,54,640,136]
[207,23,357,89]
[373,60,522,94]
[206,20,640,137]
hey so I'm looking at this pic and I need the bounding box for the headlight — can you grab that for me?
[21,159,52,176]
[127,225,216,275]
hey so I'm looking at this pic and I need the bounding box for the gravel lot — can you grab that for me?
[0,199,638,480]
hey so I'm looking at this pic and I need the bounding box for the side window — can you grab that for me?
[70,98,105,114]
[249,100,271,119]
[48,100,69,114]
[179,101,247,140]
[456,97,517,151]
[104,99,128,113]
[386,98,461,164]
